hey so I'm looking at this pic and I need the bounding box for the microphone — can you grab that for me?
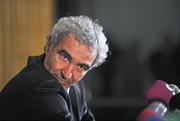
[137,80,180,121]
[137,102,166,121]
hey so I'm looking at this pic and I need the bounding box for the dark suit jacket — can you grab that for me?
[0,54,95,121]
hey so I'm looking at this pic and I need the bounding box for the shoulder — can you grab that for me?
[1,62,66,99]
[7,62,56,89]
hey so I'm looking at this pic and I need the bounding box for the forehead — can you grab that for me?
[57,33,97,63]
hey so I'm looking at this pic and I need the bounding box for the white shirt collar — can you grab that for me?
[66,87,70,94]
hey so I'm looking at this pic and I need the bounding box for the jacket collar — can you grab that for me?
[27,54,45,66]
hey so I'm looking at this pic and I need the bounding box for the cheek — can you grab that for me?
[48,55,65,70]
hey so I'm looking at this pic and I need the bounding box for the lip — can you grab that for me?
[54,74,70,87]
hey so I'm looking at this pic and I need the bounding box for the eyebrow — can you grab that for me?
[59,49,91,70]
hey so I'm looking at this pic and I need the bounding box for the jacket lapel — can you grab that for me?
[69,85,80,121]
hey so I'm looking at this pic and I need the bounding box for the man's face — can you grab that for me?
[44,33,97,88]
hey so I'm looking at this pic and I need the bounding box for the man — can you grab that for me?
[0,16,109,120]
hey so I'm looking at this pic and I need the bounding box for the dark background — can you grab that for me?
[54,0,180,120]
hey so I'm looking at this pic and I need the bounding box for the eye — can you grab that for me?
[58,50,71,62]
[60,53,69,60]
[79,64,89,71]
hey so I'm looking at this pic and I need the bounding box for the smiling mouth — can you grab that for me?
[54,74,70,87]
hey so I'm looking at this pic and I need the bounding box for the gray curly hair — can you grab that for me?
[46,15,109,68]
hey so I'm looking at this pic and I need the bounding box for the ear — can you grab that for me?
[44,35,51,54]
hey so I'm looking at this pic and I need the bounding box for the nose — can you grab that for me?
[62,64,73,79]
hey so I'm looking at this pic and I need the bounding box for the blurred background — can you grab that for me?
[0,0,180,120]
